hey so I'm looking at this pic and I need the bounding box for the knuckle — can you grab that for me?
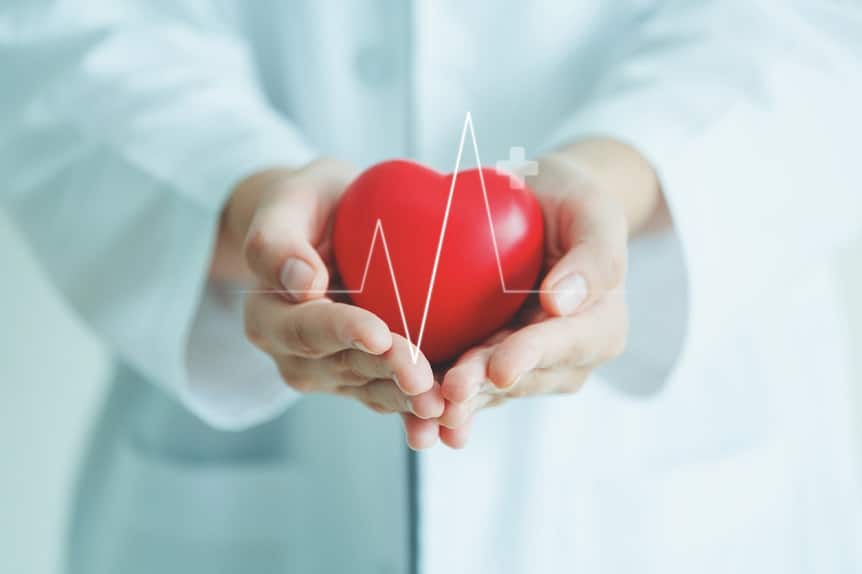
[348,313,378,342]
[329,312,354,348]
[331,349,356,375]
[489,360,517,388]
[287,319,322,358]
[244,224,303,283]
[384,336,410,365]
[243,228,269,267]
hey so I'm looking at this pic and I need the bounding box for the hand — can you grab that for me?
[222,159,445,449]
[437,140,664,448]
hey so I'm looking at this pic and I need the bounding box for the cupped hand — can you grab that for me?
[436,147,648,448]
[225,159,444,449]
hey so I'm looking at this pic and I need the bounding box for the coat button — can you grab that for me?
[355,44,396,86]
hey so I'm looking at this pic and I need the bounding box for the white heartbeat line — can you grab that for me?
[250,112,579,363]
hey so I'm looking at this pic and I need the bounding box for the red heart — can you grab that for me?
[333,160,544,365]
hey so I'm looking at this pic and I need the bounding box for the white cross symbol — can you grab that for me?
[496,146,539,189]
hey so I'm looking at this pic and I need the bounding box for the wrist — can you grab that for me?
[556,138,665,237]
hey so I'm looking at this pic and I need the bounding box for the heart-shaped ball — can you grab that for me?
[333,160,544,364]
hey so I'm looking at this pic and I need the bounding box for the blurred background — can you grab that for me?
[1,209,861,573]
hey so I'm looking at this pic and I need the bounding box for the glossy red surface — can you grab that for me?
[333,160,544,364]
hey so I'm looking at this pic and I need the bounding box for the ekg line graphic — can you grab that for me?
[246,113,580,362]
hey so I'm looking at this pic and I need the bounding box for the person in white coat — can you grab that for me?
[1,0,861,572]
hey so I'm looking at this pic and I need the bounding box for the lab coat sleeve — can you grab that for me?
[543,1,862,394]
[0,4,314,428]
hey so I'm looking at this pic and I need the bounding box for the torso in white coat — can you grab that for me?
[3,1,860,573]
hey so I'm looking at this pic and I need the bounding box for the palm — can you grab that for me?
[434,154,630,448]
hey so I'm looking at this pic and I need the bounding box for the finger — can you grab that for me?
[439,416,473,449]
[439,328,513,403]
[401,414,439,450]
[407,386,446,419]
[487,290,627,388]
[307,335,436,397]
[343,335,435,396]
[245,294,392,358]
[438,400,471,430]
[273,354,335,394]
[335,376,442,419]
[244,160,356,302]
[337,379,410,414]
[439,389,501,429]
[496,368,587,398]
[377,335,435,396]
[540,191,627,316]
[440,345,494,403]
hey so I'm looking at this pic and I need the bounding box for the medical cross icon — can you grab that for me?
[496,147,538,189]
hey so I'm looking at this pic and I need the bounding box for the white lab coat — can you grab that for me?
[2,1,861,572]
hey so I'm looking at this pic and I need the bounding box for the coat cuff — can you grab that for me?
[156,124,315,429]
[169,128,315,430]
[182,285,298,431]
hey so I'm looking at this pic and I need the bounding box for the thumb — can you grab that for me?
[539,191,627,317]
[241,159,357,302]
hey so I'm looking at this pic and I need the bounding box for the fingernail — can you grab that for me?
[353,341,372,353]
[280,257,314,297]
[551,274,587,315]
